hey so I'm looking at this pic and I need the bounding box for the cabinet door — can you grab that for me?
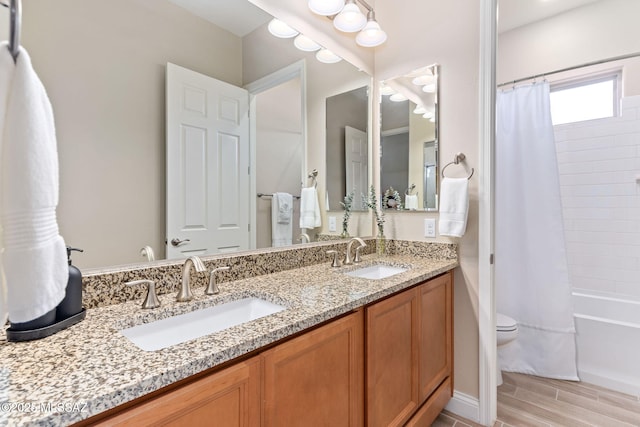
[418,272,453,401]
[262,310,364,427]
[94,357,260,426]
[366,288,419,427]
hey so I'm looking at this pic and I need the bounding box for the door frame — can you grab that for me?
[244,60,307,249]
[478,0,498,425]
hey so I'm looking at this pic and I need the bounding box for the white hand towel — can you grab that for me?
[438,177,469,237]
[299,187,321,229]
[405,194,418,210]
[275,192,292,224]
[0,43,68,323]
[271,193,292,247]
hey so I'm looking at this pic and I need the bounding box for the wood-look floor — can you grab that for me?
[431,372,640,427]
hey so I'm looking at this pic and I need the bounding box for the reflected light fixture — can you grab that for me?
[412,74,435,86]
[316,48,342,64]
[333,0,367,32]
[390,93,408,102]
[268,19,299,38]
[308,0,345,16]
[422,83,436,93]
[356,10,387,47]
[294,34,322,52]
[413,105,427,115]
[380,83,395,96]
[423,111,434,119]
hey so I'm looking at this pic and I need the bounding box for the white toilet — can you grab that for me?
[496,313,518,386]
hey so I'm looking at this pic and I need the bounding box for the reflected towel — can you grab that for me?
[271,193,292,247]
[438,177,469,237]
[0,43,68,323]
[275,192,292,224]
[299,187,321,229]
[405,194,418,210]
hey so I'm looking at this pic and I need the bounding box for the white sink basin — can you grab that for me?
[121,297,285,351]
[344,264,408,280]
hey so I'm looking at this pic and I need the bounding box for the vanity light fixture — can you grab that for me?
[294,34,322,52]
[267,19,299,38]
[413,105,427,115]
[333,0,366,32]
[423,110,434,119]
[412,74,435,86]
[316,48,342,63]
[380,83,395,96]
[422,83,437,93]
[309,0,387,47]
[308,0,345,16]
[390,93,408,102]
[355,10,387,47]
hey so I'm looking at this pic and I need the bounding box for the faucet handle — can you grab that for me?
[354,243,367,263]
[125,279,161,309]
[206,266,230,295]
[326,250,342,267]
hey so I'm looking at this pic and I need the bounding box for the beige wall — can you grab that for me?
[6,0,242,269]
[498,0,640,94]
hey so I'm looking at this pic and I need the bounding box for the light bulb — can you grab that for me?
[413,105,427,115]
[294,34,321,52]
[355,12,387,47]
[422,83,436,93]
[267,19,298,38]
[316,48,342,64]
[390,93,408,102]
[380,84,395,96]
[333,0,366,33]
[412,75,435,86]
[308,0,345,16]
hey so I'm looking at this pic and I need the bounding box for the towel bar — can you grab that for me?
[441,152,474,180]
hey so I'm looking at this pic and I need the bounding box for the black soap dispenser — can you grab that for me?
[56,247,84,321]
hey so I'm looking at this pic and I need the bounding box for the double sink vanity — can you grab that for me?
[0,239,457,426]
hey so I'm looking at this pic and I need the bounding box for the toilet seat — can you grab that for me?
[497,313,517,332]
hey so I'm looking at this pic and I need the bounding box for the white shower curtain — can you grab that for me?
[495,82,578,380]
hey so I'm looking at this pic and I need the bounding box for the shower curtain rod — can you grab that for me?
[497,51,640,88]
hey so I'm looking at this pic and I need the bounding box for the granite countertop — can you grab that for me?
[0,254,457,426]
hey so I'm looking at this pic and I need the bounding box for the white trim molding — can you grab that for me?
[446,390,481,423]
[478,0,498,425]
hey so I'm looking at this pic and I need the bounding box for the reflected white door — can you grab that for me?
[166,63,249,259]
[344,126,368,209]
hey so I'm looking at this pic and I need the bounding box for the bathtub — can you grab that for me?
[573,290,640,396]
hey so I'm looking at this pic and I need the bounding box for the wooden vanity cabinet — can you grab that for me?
[366,271,453,427]
[262,310,364,426]
[91,357,261,427]
[83,272,452,427]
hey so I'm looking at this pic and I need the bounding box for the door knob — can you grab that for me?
[170,238,190,247]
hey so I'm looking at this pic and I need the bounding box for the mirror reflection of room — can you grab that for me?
[380,64,439,211]
[9,0,371,268]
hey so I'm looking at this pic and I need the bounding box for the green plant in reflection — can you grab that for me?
[340,191,355,238]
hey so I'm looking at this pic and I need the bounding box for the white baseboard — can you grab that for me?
[445,390,480,423]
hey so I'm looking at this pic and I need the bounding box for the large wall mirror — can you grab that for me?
[7,0,370,269]
[380,64,439,211]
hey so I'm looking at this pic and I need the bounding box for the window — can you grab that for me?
[550,71,621,125]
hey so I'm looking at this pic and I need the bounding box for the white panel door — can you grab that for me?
[166,63,249,259]
[344,126,368,209]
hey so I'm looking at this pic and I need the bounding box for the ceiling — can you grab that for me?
[167,0,271,37]
[498,0,601,33]
[167,0,603,38]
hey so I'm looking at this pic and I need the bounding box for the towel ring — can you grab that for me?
[441,152,474,180]
[405,183,416,196]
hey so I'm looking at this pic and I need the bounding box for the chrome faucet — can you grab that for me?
[177,256,206,302]
[299,233,311,244]
[206,266,230,295]
[344,237,367,265]
[125,279,161,309]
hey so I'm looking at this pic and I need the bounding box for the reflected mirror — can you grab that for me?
[3,0,370,269]
[380,64,439,211]
[326,86,370,211]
